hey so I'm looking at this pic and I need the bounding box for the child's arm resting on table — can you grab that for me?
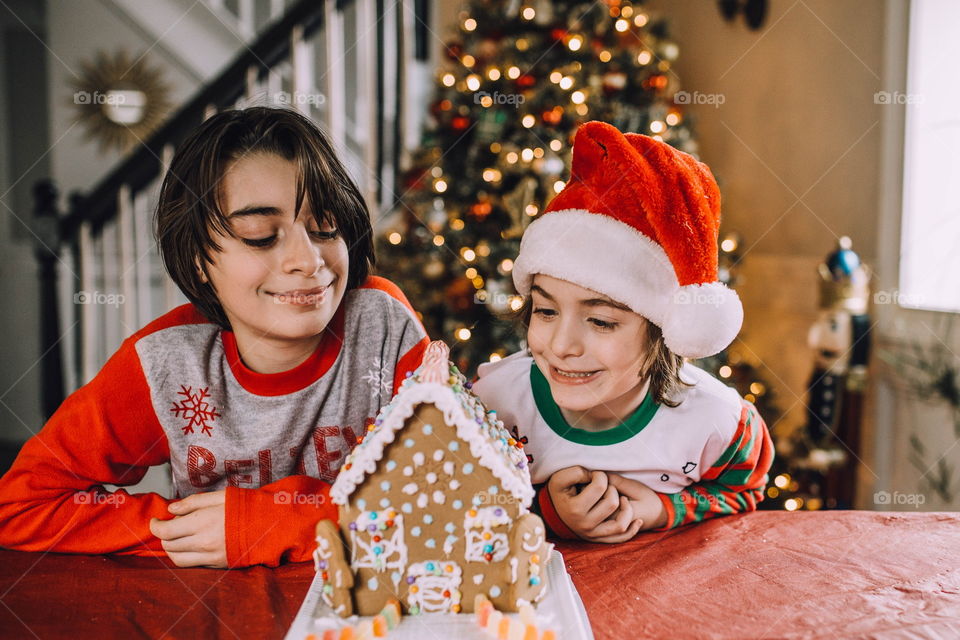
[0,337,340,568]
[650,401,774,530]
[149,475,338,568]
[530,466,642,543]
[0,338,177,558]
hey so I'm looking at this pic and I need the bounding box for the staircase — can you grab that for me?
[33,0,422,417]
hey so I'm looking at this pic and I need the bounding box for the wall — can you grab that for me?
[0,0,47,447]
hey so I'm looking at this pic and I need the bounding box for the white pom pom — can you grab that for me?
[662,283,744,358]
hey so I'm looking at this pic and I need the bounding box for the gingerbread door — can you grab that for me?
[405,561,463,613]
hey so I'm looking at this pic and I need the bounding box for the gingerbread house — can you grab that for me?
[314,341,551,617]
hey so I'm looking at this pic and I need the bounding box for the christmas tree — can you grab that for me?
[378,0,696,374]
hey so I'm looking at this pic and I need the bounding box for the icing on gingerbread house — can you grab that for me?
[314,341,552,617]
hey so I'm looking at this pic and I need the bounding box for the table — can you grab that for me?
[2,511,959,639]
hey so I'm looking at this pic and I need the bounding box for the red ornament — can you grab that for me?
[402,168,428,191]
[484,552,493,562]
[373,535,381,542]
[476,38,499,63]
[445,41,463,60]
[644,74,669,91]
[515,74,536,89]
[542,107,563,125]
[385,520,395,527]
[451,116,471,131]
[444,278,475,314]
[470,199,493,220]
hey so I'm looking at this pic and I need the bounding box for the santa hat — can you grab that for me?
[512,121,742,359]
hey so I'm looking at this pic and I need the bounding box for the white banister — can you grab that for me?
[118,184,137,338]
[324,0,346,151]
[133,189,153,329]
[238,0,256,39]
[78,222,97,384]
[378,0,399,221]
[290,24,313,117]
[356,0,379,216]
[246,64,260,100]
[101,218,122,359]
[161,144,183,314]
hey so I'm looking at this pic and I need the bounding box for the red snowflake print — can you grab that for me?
[170,386,221,436]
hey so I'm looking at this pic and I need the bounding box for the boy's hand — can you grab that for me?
[149,491,227,568]
[547,466,642,543]
[606,473,669,530]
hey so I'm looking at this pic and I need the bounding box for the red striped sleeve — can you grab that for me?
[654,400,774,530]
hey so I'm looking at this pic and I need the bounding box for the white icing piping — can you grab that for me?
[330,381,534,506]
[521,530,544,553]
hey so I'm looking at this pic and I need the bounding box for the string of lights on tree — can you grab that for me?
[378,0,833,512]
[379,0,695,375]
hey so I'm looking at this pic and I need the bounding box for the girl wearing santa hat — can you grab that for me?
[473,121,775,543]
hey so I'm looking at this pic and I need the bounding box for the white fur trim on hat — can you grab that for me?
[512,209,742,358]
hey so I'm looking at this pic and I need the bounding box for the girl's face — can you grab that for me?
[527,274,653,429]
[204,152,349,353]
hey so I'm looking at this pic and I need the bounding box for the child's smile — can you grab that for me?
[527,275,652,431]
[204,152,349,372]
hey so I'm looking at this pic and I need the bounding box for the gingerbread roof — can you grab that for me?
[330,342,534,506]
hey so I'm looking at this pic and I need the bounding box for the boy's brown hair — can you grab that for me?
[514,296,690,408]
[155,107,374,329]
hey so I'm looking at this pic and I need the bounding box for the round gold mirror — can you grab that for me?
[70,50,171,152]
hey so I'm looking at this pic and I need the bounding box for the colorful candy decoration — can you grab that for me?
[307,600,402,640]
[464,507,511,563]
[405,561,463,613]
[473,594,556,640]
[349,510,407,572]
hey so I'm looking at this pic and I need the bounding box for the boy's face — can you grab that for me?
[527,274,653,429]
[204,152,349,355]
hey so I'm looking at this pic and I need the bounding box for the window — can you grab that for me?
[899,0,960,312]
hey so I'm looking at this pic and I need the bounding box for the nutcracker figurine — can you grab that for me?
[803,236,871,507]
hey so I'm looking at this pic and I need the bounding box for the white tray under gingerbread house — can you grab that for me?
[284,549,594,640]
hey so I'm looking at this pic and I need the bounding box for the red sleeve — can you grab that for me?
[536,484,579,539]
[0,337,174,556]
[225,475,339,567]
[393,339,429,395]
[360,276,429,394]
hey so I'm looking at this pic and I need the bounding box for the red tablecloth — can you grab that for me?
[1,511,958,639]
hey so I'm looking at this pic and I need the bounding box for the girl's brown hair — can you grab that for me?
[514,295,690,407]
[155,107,374,329]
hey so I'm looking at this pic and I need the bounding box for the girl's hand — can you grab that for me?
[547,466,643,543]
[149,491,227,568]
[606,473,669,530]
